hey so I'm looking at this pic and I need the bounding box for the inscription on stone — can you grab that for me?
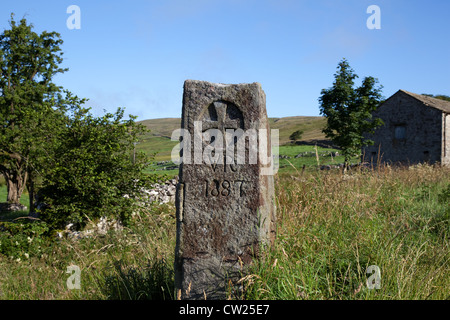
[174,80,276,300]
[203,179,246,198]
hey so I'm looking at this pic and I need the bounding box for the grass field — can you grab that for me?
[277,143,356,172]
[140,141,355,176]
[1,116,448,300]
[0,164,448,300]
[138,116,326,145]
[137,115,336,175]
[243,165,450,299]
[137,116,327,163]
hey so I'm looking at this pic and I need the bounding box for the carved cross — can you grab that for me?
[201,101,243,168]
[202,101,242,132]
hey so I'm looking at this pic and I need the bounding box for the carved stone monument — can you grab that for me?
[174,80,276,299]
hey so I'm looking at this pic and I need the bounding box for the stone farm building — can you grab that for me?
[363,90,450,166]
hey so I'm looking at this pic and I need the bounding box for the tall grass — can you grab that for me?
[0,165,448,299]
[240,164,450,299]
[0,203,176,299]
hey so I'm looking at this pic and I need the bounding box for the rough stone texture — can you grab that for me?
[174,80,276,300]
[139,178,178,204]
[363,90,450,166]
[57,216,123,240]
[444,113,450,166]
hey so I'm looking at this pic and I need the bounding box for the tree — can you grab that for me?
[289,130,304,142]
[0,14,154,230]
[0,14,66,205]
[37,96,152,230]
[318,59,384,168]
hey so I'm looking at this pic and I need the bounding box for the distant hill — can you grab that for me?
[138,118,181,139]
[268,116,326,145]
[137,116,327,161]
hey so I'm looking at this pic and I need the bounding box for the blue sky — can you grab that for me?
[1,0,449,120]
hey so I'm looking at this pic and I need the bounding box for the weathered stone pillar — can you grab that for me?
[174,80,276,300]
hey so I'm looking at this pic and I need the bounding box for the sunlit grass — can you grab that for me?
[0,164,448,300]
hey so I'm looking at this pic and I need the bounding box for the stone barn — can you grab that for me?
[363,90,450,166]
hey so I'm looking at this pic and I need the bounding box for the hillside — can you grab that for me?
[137,116,327,161]
[268,116,326,144]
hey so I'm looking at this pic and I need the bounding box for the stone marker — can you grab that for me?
[174,80,276,300]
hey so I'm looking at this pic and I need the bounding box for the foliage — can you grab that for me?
[0,13,67,205]
[319,59,384,166]
[0,220,49,260]
[289,130,304,142]
[0,14,155,230]
[0,201,176,299]
[36,101,154,230]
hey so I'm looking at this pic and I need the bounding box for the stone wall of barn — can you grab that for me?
[443,112,450,166]
[364,91,443,165]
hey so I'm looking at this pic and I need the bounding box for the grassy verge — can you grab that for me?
[240,164,450,299]
[0,165,448,300]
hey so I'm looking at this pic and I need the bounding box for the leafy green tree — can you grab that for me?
[0,14,154,230]
[319,59,384,168]
[37,96,153,230]
[289,130,304,142]
[0,14,66,206]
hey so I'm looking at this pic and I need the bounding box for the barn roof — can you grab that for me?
[399,90,450,113]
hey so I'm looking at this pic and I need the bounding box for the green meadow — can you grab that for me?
[0,116,448,300]
[0,164,448,300]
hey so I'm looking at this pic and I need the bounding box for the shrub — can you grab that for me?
[289,130,304,142]
[36,107,155,231]
[0,220,49,259]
